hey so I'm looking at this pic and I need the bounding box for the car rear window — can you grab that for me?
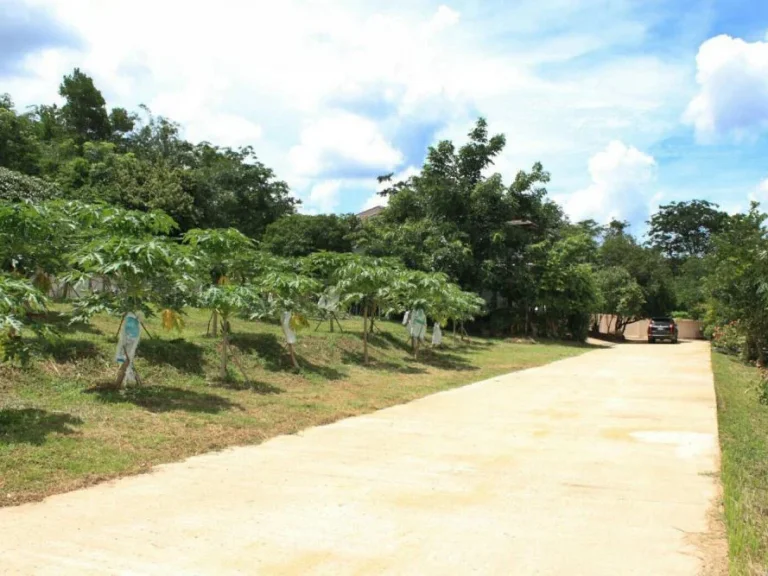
[652,317,672,322]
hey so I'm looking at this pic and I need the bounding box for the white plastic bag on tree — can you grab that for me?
[318,291,340,312]
[115,312,141,384]
[402,310,410,326]
[410,309,427,341]
[281,311,297,344]
[432,322,442,345]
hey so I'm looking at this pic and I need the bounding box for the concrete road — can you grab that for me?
[0,341,723,575]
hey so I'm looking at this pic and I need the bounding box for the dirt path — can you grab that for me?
[0,341,724,575]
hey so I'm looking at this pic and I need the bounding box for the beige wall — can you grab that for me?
[594,315,704,340]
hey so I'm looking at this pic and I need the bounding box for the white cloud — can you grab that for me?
[747,178,768,209]
[427,5,460,33]
[361,192,387,212]
[6,0,693,215]
[684,34,768,141]
[555,141,657,223]
[289,112,402,178]
[300,180,342,214]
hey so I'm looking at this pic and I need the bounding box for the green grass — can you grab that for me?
[0,307,591,507]
[712,352,768,575]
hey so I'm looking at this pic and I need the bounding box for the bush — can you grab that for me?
[670,310,693,320]
[711,321,745,356]
[756,369,768,405]
[0,167,60,202]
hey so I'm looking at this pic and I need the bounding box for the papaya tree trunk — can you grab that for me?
[220,318,228,380]
[115,313,126,339]
[362,304,369,364]
[115,355,130,389]
[288,342,299,369]
[212,310,219,337]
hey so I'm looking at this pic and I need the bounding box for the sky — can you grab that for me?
[3,0,768,230]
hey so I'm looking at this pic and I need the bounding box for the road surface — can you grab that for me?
[0,341,724,575]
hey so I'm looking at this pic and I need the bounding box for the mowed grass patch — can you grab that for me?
[712,352,768,575]
[0,307,590,506]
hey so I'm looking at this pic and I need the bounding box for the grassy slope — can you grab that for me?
[0,308,589,507]
[712,352,768,575]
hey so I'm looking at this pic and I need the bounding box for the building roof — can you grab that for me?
[357,205,385,220]
[507,219,536,227]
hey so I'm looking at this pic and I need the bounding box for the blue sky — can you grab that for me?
[3,0,768,231]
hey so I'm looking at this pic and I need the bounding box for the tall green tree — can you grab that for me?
[374,118,567,335]
[594,266,645,333]
[0,95,41,174]
[59,68,112,143]
[647,200,729,261]
[333,257,397,363]
[600,220,674,318]
[704,203,768,363]
[262,214,359,257]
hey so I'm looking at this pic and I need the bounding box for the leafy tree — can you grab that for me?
[600,220,674,319]
[647,200,729,261]
[65,206,194,386]
[108,107,136,141]
[595,266,645,333]
[258,272,321,367]
[183,227,256,336]
[530,232,599,340]
[0,95,41,174]
[386,270,480,354]
[302,251,358,283]
[704,203,768,363]
[0,167,60,202]
[671,256,709,320]
[198,283,265,380]
[1,74,296,239]
[0,201,75,293]
[0,274,49,365]
[334,257,397,363]
[353,218,472,280]
[374,119,567,335]
[262,214,359,257]
[126,112,297,235]
[59,68,112,143]
[442,285,486,341]
[53,141,196,226]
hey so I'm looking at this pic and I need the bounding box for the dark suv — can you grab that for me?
[648,317,678,344]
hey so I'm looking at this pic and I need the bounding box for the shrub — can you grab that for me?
[711,321,745,356]
[0,167,60,202]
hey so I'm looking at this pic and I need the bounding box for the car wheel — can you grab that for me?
[648,338,654,344]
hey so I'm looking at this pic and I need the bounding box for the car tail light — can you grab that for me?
[647,324,652,335]
[670,323,675,333]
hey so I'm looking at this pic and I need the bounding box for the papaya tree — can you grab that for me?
[445,286,486,342]
[183,227,256,336]
[0,274,49,365]
[0,200,76,293]
[302,251,357,332]
[64,207,195,387]
[334,256,396,363]
[197,283,266,381]
[387,270,470,356]
[257,271,321,368]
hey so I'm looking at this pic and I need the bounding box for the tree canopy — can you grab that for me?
[0,70,296,239]
[2,67,766,360]
[647,200,729,260]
